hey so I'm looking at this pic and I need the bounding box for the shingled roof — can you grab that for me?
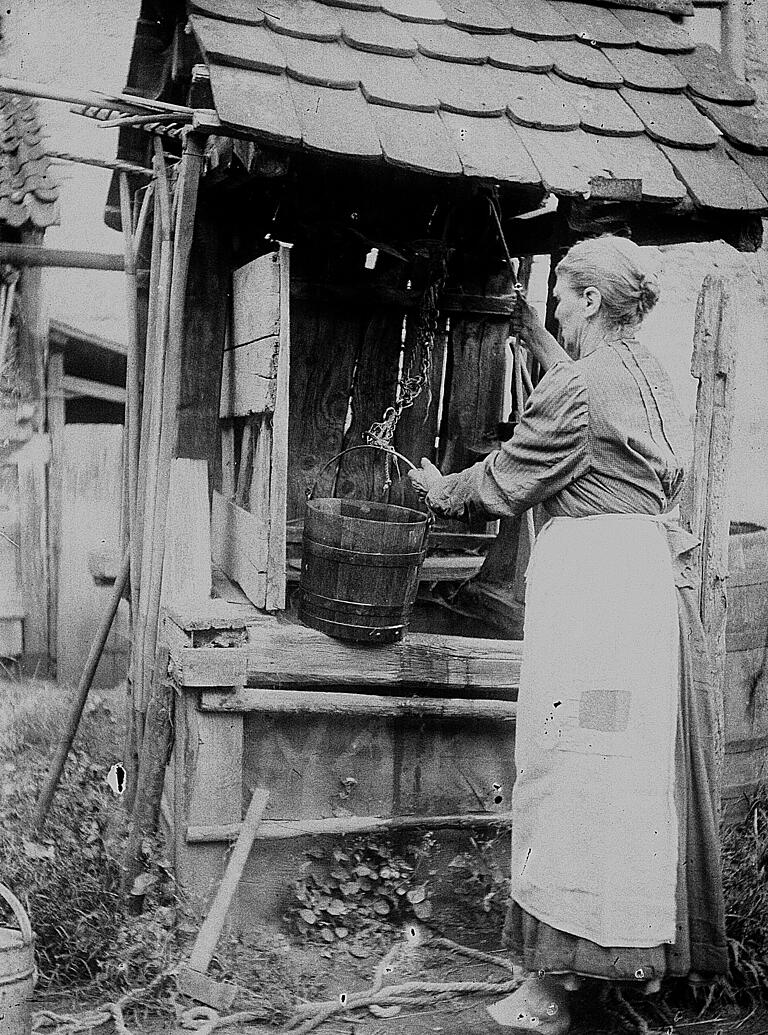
[184,0,768,214]
[0,92,59,230]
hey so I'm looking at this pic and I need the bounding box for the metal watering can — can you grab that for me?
[0,883,35,1035]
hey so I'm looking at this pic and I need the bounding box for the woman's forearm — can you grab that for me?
[527,327,571,372]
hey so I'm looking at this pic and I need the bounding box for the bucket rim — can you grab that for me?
[306,497,428,527]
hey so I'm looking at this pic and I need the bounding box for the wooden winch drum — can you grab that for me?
[723,522,768,822]
[0,883,35,1035]
[299,446,431,644]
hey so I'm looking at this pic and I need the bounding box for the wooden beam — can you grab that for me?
[201,686,517,719]
[681,273,738,819]
[168,621,523,691]
[292,279,521,317]
[61,375,126,404]
[46,151,154,176]
[0,75,194,116]
[265,244,291,612]
[186,810,516,844]
[0,243,125,271]
[46,354,65,671]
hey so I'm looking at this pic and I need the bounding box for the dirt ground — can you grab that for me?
[2,673,765,1035]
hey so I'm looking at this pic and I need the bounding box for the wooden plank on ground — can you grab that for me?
[170,621,523,690]
[210,490,269,609]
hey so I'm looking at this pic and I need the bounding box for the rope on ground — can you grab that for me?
[32,972,169,1035]
[281,933,523,1035]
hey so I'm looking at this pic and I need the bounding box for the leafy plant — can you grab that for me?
[446,834,511,918]
[287,836,436,945]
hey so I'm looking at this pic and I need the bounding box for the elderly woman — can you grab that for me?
[409,236,727,1034]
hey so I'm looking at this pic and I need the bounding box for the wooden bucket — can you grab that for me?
[299,447,431,644]
[723,522,768,821]
[0,883,35,1035]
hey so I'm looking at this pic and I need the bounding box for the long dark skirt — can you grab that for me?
[502,581,729,981]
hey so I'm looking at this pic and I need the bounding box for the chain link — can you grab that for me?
[366,257,447,452]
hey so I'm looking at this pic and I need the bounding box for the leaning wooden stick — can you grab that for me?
[513,337,536,552]
[32,550,131,830]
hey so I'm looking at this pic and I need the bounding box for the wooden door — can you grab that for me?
[212,246,290,611]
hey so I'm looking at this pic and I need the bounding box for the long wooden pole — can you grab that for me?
[120,173,141,625]
[681,274,738,820]
[139,133,204,702]
[0,75,194,116]
[32,551,130,831]
[0,243,125,270]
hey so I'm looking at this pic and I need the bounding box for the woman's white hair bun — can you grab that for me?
[637,271,661,317]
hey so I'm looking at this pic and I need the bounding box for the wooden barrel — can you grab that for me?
[299,498,429,644]
[723,522,768,822]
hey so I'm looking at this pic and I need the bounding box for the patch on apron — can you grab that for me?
[579,688,632,732]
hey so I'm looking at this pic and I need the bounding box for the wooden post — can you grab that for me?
[681,274,738,817]
[123,458,211,898]
[46,353,65,673]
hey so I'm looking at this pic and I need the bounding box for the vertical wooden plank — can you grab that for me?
[250,417,272,527]
[681,274,738,817]
[265,243,291,611]
[46,352,65,673]
[57,425,127,688]
[220,420,236,500]
[286,296,364,519]
[18,453,49,672]
[18,228,47,430]
[178,207,232,491]
[335,288,402,502]
[176,695,244,912]
[440,266,512,477]
[160,459,212,610]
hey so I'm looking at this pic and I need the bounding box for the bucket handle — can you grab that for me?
[305,444,434,546]
[0,883,33,945]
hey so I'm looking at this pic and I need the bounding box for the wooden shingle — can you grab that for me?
[318,0,383,9]
[338,9,417,55]
[587,132,686,200]
[554,3,636,46]
[610,9,693,53]
[659,141,768,210]
[441,0,513,32]
[208,64,302,141]
[441,111,541,181]
[381,0,446,23]
[289,80,382,156]
[274,35,360,87]
[410,22,489,62]
[354,50,439,109]
[516,123,604,194]
[190,16,287,73]
[548,39,624,87]
[189,0,266,25]
[488,66,579,129]
[261,0,342,41]
[370,103,463,173]
[555,78,643,136]
[694,99,768,154]
[621,87,719,148]
[602,44,686,91]
[724,144,768,202]
[670,44,756,105]
[416,56,506,115]
[493,0,575,39]
[486,34,553,72]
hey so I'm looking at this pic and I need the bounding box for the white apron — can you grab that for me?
[510,515,680,949]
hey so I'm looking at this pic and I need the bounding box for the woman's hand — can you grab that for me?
[511,293,570,372]
[510,294,544,350]
[408,457,443,499]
